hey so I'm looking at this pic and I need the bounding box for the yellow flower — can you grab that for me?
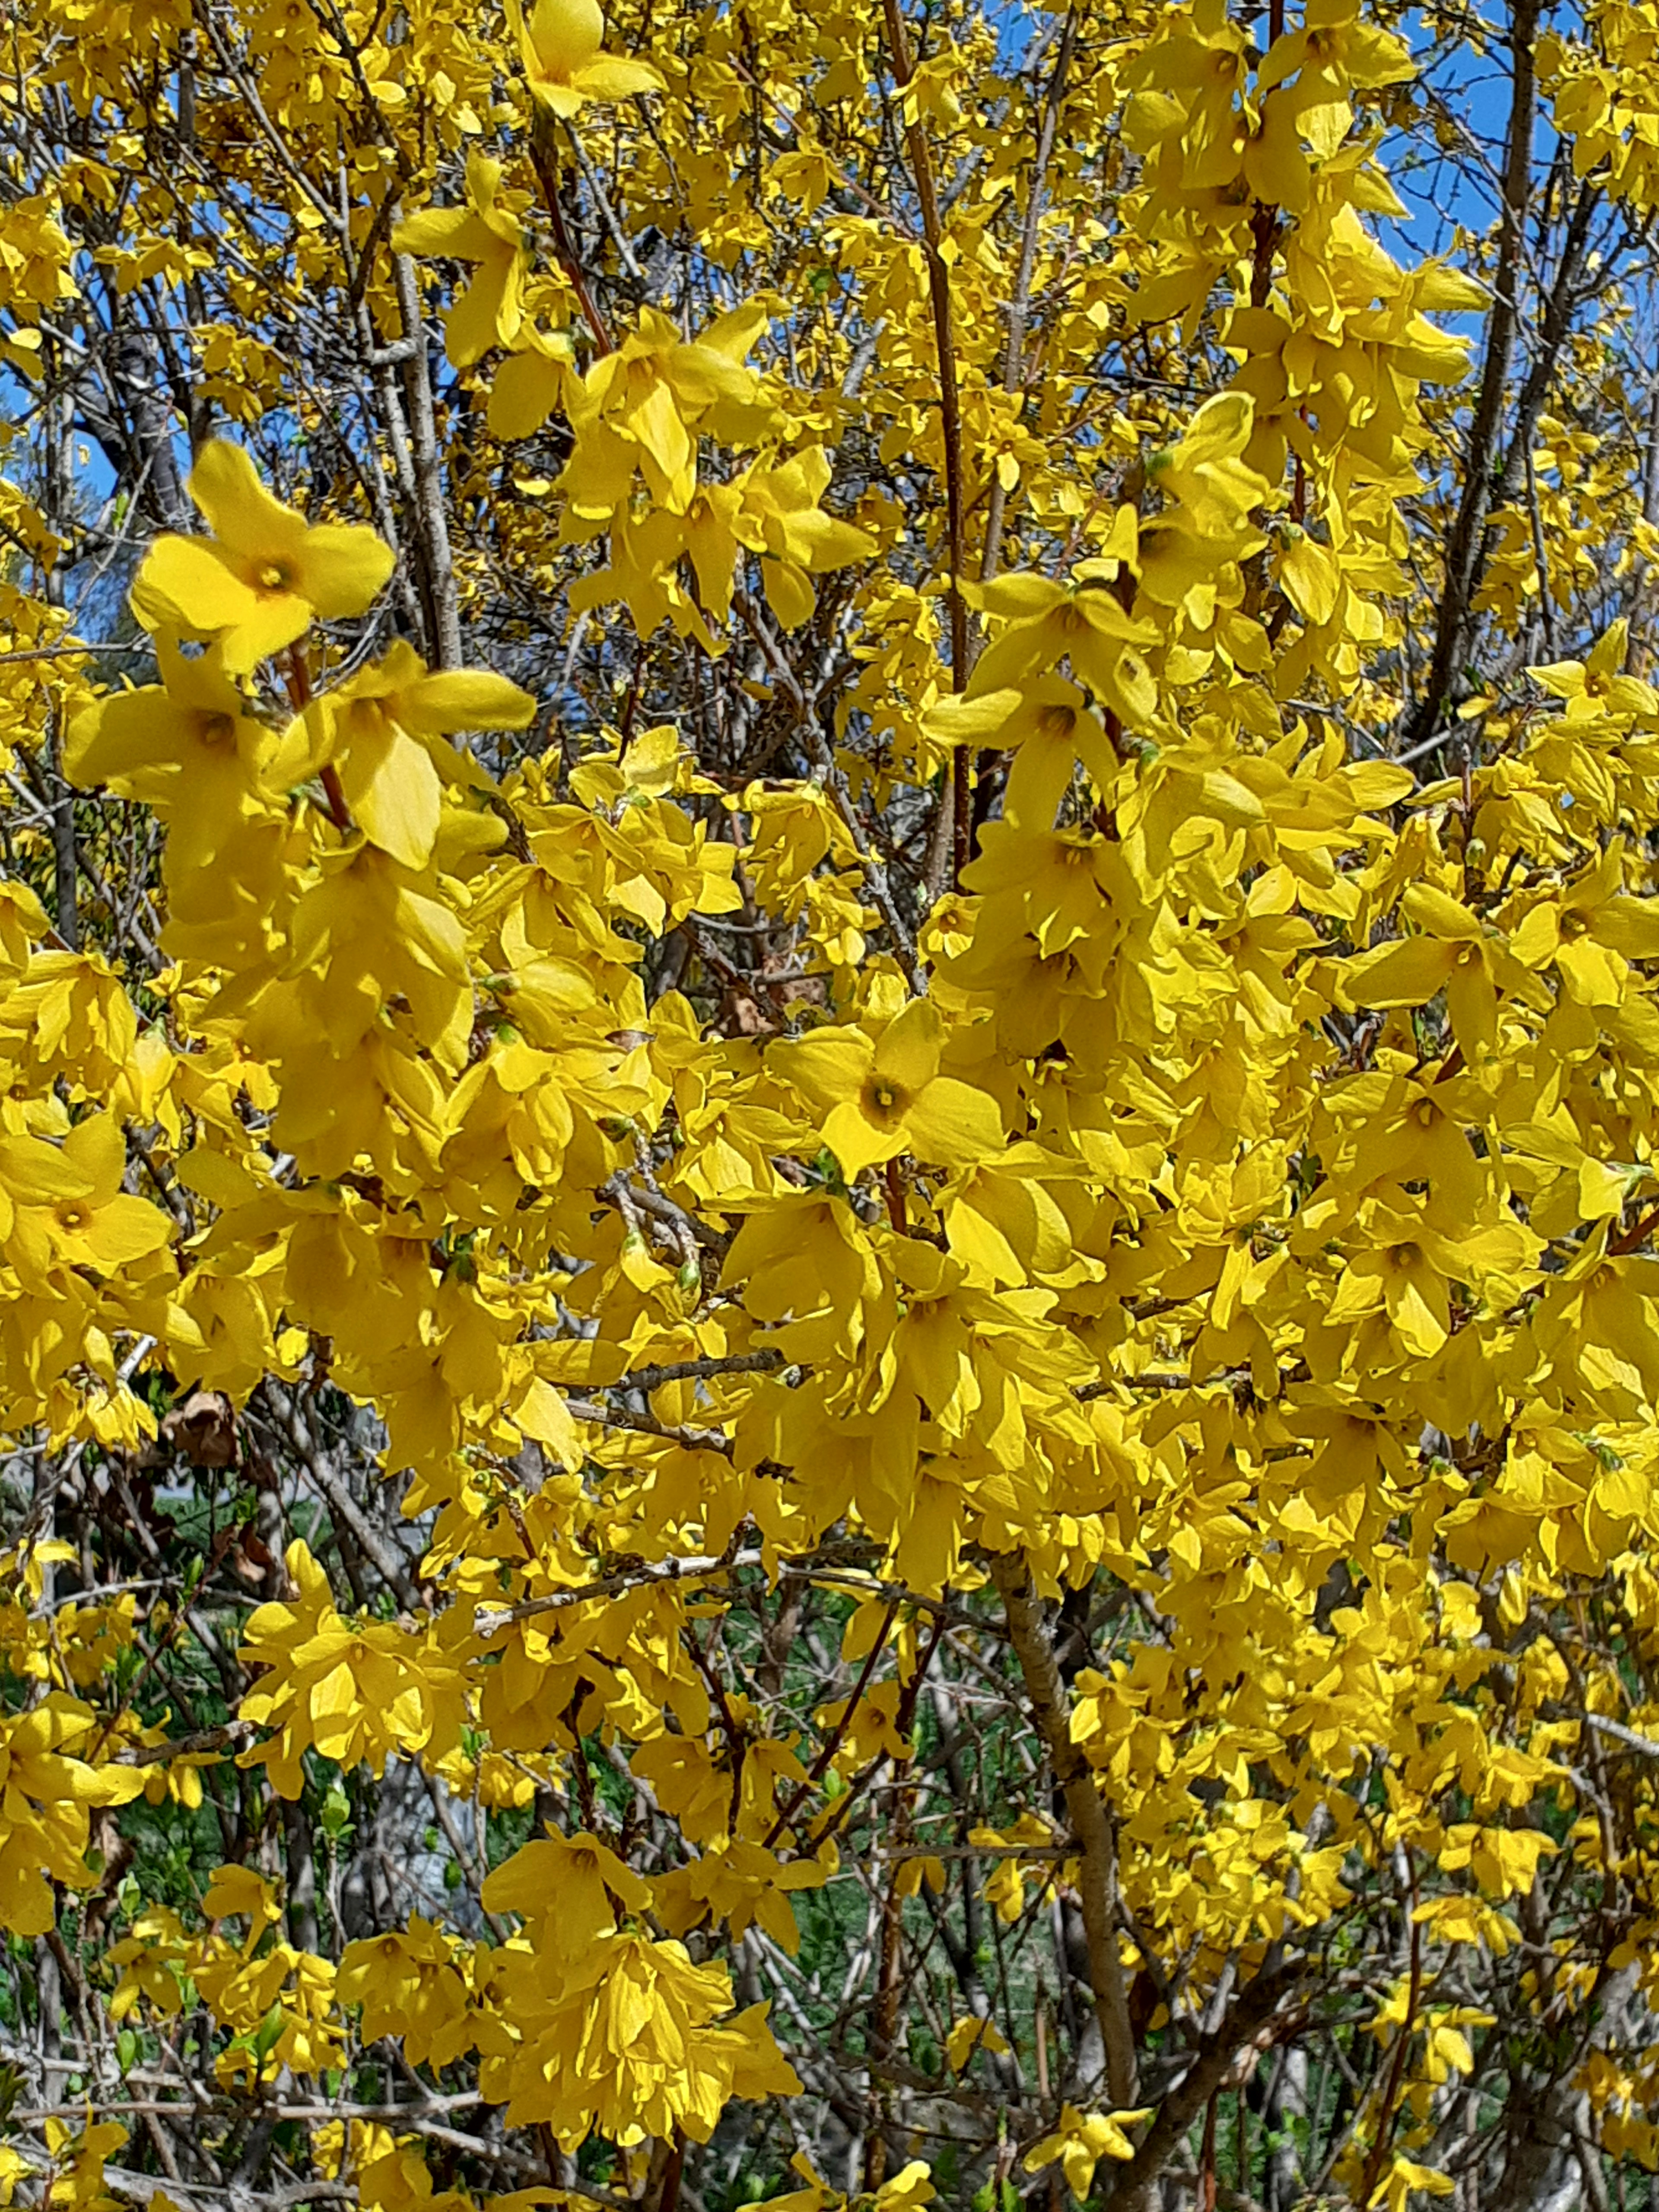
[0,1694,146,1935]
[237,1541,465,1796]
[106,1906,191,2021]
[479,1928,799,2146]
[337,1917,478,2070]
[130,442,394,674]
[944,2014,1010,2071]
[1337,883,1545,1060]
[66,635,268,799]
[874,2164,936,2212]
[651,1837,832,1955]
[509,0,664,117]
[1376,2156,1455,2212]
[65,636,273,872]
[393,155,528,368]
[734,448,877,631]
[267,639,536,869]
[562,302,772,514]
[963,569,1159,728]
[775,998,1006,1177]
[6,1113,172,1287]
[1023,2105,1150,2201]
[481,1826,652,1964]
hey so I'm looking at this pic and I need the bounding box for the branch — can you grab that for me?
[390,245,464,670]
[563,1395,735,1456]
[474,1550,768,1637]
[731,588,925,989]
[260,1378,421,1608]
[1103,1964,1308,2212]
[980,10,1076,587]
[877,0,971,887]
[992,1553,1138,2107]
[528,125,613,355]
[599,1349,785,1394]
[1397,0,1541,755]
[1573,1710,1659,1760]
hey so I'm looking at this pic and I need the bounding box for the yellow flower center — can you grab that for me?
[865,1078,907,1124]
[198,712,237,749]
[55,1201,90,1231]
[257,560,292,592]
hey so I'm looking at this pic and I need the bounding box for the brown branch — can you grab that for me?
[1105,1964,1308,2212]
[1397,0,1543,754]
[1247,0,1286,313]
[980,11,1076,588]
[1634,374,1659,675]
[562,1395,735,1456]
[878,0,970,888]
[992,1553,1138,2107]
[474,1549,769,1637]
[528,127,613,356]
[1355,1874,1423,2209]
[1609,1201,1659,1257]
[260,1378,420,1608]
[390,245,464,670]
[731,588,924,988]
[764,1596,899,1846]
[601,1349,786,1394]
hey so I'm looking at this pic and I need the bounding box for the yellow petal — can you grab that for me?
[391,204,486,257]
[295,524,396,617]
[1339,935,1459,1009]
[64,689,183,789]
[340,721,444,869]
[823,1098,904,1177]
[135,537,260,634]
[403,671,537,735]
[187,440,305,564]
[489,349,566,439]
[575,56,665,99]
[528,0,604,76]
[903,1078,1005,1167]
[1401,884,1481,941]
[874,998,943,1092]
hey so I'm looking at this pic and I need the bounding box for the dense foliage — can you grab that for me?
[2,0,1659,2206]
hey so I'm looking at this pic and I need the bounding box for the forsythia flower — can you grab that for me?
[509,0,664,114]
[238,1542,464,1795]
[481,1826,652,1963]
[0,1694,145,1935]
[130,441,394,674]
[1023,2106,1151,2201]
[479,1929,800,2144]
[775,997,1006,1176]
[944,2014,1010,2071]
[6,1114,172,1284]
[393,156,528,369]
[268,639,537,869]
[337,1918,479,2069]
